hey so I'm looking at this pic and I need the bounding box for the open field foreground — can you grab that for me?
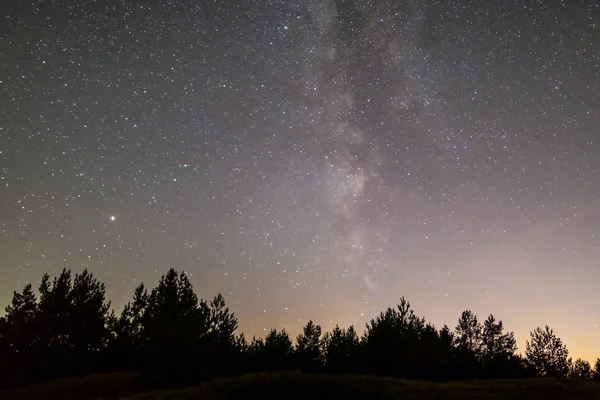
[2,372,600,400]
[126,373,600,400]
[0,373,138,400]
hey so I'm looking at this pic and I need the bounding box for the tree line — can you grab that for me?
[0,268,598,389]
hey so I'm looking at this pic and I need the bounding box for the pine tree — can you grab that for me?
[209,293,238,348]
[362,297,426,378]
[68,270,112,373]
[207,293,240,375]
[438,324,455,351]
[249,328,294,372]
[323,325,360,373]
[106,283,148,371]
[481,315,516,361]
[479,314,519,377]
[138,269,210,385]
[525,325,569,377]
[569,358,593,380]
[295,320,324,372]
[3,283,39,353]
[454,310,482,355]
[592,358,600,381]
[1,284,39,385]
[452,310,482,378]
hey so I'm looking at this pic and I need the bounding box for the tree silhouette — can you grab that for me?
[362,297,427,378]
[1,283,39,385]
[569,358,593,380]
[208,293,238,347]
[248,328,294,372]
[36,269,73,379]
[3,283,39,354]
[0,269,111,383]
[38,270,111,378]
[480,315,516,360]
[435,324,457,379]
[454,310,482,378]
[0,316,12,388]
[416,323,451,380]
[295,320,324,372]
[592,358,600,381]
[67,270,112,374]
[135,268,211,385]
[525,325,569,377]
[1,267,596,389]
[479,314,520,378]
[438,324,455,351]
[323,325,360,374]
[106,283,149,371]
[454,310,482,355]
[206,293,242,376]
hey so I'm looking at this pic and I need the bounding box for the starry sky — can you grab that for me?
[1,0,599,361]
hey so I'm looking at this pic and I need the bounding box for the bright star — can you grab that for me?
[110,216,116,221]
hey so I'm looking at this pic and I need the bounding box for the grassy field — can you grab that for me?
[0,372,138,400]
[127,372,600,400]
[1,372,600,399]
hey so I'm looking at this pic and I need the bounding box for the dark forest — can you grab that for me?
[1,268,598,390]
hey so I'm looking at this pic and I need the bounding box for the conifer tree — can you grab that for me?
[295,320,324,372]
[323,325,360,373]
[525,325,569,377]
[592,358,600,381]
[569,358,593,380]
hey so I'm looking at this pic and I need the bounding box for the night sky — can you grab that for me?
[1,1,599,361]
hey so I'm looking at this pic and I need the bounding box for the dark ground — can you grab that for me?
[1,372,600,400]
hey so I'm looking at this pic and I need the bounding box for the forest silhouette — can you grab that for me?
[1,268,599,390]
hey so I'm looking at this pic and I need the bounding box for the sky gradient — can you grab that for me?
[1,0,599,361]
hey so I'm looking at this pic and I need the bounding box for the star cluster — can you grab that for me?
[1,0,599,360]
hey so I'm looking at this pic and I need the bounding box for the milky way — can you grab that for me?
[1,0,599,360]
